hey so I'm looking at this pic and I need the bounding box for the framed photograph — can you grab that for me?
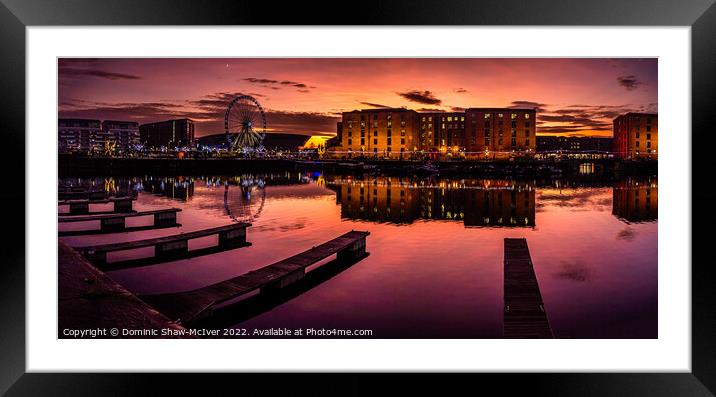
[2,0,713,394]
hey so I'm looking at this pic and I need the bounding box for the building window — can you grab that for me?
[511,120,517,128]
[511,138,517,147]
[647,133,651,140]
[636,132,640,139]
[525,114,530,119]
[498,113,504,118]
[348,139,352,145]
[511,113,517,119]
[525,138,530,146]
[636,141,640,147]
[387,129,392,136]
[447,116,452,122]
[387,138,392,145]
[400,121,406,127]
[387,147,392,152]
[484,114,490,119]
[387,115,391,120]
[400,129,406,136]
[647,141,651,148]
[401,138,405,145]
[373,139,378,145]
[646,126,651,132]
[525,121,530,128]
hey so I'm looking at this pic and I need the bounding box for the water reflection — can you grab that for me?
[612,176,658,223]
[58,172,657,338]
[327,176,536,227]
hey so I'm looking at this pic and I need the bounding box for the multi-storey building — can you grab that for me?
[329,107,536,159]
[58,118,101,151]
[464,108,536,156]
[100,120,140,150]
[613,113,658,159]
[339,108,420,158]
[139,118,195,149]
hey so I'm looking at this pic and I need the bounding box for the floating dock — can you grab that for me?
[58,208,182,236]
[140,230,370,325]
[77,222,251,270]
[58,196,136,215]
[503,238,554,338]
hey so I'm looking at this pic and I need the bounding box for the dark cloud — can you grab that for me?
[396,90,442,105]
[451,106,466,112]
[359,102,392,108]
[59,68,141,81]
[509,101,548,113]
[536,103,655,134]
[617,75,643,91]
[416,108,446,113]
[454,88,469,93]
[244,77,315,91]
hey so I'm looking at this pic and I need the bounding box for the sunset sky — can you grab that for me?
[58,58,657,138]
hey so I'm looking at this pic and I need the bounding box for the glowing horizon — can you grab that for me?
[58,58,657,138]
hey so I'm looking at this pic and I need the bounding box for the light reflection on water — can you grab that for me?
[58,173,657,338]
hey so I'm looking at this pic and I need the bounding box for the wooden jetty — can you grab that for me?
[77,222,251,269]
[58,208,182,236]
[503,238,554,338]
[140,230,370,325]
[58,196,136,215]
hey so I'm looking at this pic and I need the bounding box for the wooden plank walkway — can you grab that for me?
[58,208,182,236]
[503,238,554,338]
[140,230,370,325]
[59,196,136,215]
[77,222,251,269]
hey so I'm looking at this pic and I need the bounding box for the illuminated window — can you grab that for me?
[461,116,465,121]
[525,114,530,119]
[447,116,452,122]
[400,129,406,136]
[484,113,490,119]
[511,113,517,119]
[387,114,392,120]
[498,113,504,118]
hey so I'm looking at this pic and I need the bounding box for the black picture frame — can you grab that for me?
[1,0,713,395]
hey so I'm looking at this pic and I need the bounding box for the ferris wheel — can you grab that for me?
[224,95,267,151]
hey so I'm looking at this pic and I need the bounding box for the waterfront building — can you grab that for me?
[464,108,536,157]
[58,118,101,151]
[613,113,658,159]
[536,136,613,153]
[100,120,140,150]
[339,108,420,159]
[139,118,195,149]
[328,107,536,159]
